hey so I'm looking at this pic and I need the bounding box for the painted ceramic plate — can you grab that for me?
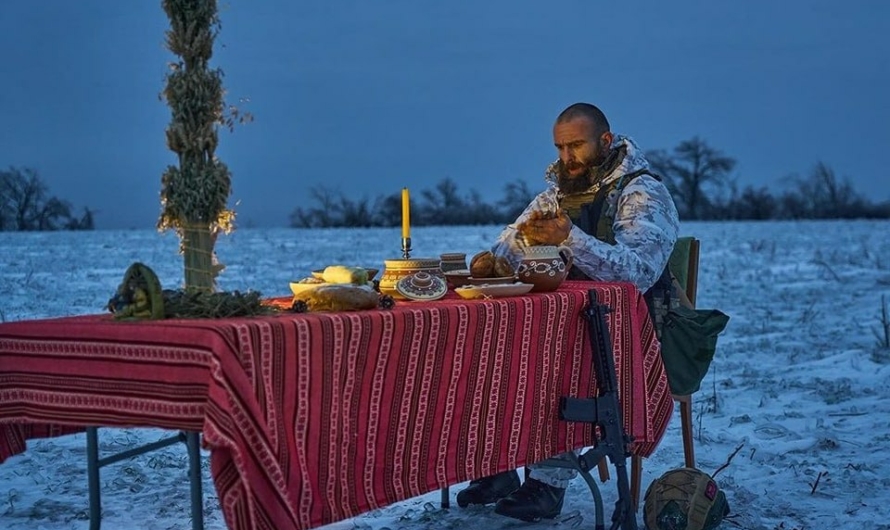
[454,282,534,299]
[396,271,448,301]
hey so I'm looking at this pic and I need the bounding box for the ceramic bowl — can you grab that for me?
[311,267,380,281]
[439,253,469,273]
[443,269,472,288]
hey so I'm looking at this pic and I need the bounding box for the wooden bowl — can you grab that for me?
[444,270,472,288]
[311,267,379,281]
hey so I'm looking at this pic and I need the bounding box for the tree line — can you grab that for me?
[647,137,889,220]
[0,167,95,231]
[290,136,890,228]
[5,136,888,231]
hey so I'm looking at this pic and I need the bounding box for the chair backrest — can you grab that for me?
[668,236,700,308]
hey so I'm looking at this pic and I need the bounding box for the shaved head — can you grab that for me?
[555,103,611,137]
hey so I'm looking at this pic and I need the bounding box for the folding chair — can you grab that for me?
[629,236,700,510]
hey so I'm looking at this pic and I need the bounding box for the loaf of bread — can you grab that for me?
[470,251,514,278]
[293,284,379,312]
[470,251,495,277]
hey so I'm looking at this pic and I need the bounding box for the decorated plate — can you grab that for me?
[396,271,448,301]
[455,282,534,299]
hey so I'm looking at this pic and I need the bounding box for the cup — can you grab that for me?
[439,253,469,273]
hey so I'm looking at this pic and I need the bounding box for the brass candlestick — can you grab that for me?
[401,237,412,259]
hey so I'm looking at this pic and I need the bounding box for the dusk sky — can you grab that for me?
[2,0,888,229]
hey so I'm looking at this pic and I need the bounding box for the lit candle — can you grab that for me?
[401,187,410,239]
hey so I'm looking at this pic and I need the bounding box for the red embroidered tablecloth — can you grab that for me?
[0,281,672,530]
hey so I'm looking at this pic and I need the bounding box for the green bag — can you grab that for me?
[660,306,730,396]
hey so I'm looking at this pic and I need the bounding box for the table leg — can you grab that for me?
[86,427,101,530]
[186,431,204,530]
[83,429,203,529]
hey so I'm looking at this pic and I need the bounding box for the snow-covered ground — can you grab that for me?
[1,220,889,530]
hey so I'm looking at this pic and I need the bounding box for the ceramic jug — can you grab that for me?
[516,245,574,292]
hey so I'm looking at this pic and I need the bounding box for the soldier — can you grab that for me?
[457,102,680,522]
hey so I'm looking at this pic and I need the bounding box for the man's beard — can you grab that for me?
[554,146,625,195]
[555,160,600,195]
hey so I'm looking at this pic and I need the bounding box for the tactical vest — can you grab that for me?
[560,169,677,336]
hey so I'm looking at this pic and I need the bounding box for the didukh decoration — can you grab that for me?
[158,0,245,293]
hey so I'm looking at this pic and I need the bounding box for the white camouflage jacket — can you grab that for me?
[492,135,679,293]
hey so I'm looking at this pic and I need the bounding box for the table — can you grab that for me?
[0,281,672,530]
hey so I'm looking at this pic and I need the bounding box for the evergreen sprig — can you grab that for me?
[162,289,277,319]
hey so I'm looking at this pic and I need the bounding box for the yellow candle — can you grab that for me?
[401,187,411,239]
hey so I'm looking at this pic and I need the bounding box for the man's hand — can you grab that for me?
[517,209,572,246]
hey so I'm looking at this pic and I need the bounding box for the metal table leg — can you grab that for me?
[86,427,101,530]
[187,431,204,530]
[85,429,203,530]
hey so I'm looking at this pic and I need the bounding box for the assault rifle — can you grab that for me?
[539,290,637,530]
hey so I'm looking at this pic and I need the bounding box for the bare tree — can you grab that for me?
[0,167,90,231]
[67,207,96,230]
[337,195,374,227]
[1,167,47,230]
[647,137,736,220]
[498,179,536,221]
[371,192,402,227]
[0,170,11,230]
[419,178,466,225]
[289,186,344,227]
[735,185,777,220]
[793,162,864,218]
[36,197,73,230]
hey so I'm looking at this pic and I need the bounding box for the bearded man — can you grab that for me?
[456,102,680,522]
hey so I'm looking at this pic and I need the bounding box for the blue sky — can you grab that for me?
[2,0,888,229]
